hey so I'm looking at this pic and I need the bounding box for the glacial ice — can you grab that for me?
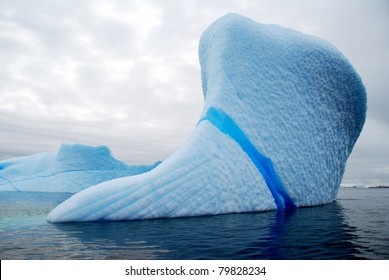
[48,13,366,222]
[0,143,159,193]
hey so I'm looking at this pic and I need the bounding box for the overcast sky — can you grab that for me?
[1,0,388,186]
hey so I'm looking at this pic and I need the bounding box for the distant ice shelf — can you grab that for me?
[340,185,389,189]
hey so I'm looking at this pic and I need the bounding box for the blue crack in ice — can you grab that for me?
[198,106,296,210]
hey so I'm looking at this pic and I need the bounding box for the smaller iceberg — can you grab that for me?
[0,143,160,193]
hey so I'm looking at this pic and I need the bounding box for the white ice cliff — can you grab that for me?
[48,13,366,222]
[0,143,159,193]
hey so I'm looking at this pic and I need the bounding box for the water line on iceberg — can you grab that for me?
[198,106,296,210]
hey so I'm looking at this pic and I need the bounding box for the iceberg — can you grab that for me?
[48,13,366,222]
[0,143,160,193]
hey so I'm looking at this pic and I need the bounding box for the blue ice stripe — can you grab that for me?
[198,106,296,210]
[0,176,21,191]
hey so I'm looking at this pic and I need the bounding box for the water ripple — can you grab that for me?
[0,188,388,259]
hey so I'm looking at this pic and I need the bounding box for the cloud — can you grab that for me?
[0,0,388,185]
[342,117,389,186]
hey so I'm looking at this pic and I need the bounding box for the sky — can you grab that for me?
[0,0,388,186]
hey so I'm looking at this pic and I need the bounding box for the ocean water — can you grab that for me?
[0,188,388,260]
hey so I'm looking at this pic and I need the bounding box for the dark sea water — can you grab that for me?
[0,188,388,260]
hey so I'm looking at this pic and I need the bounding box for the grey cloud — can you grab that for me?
[342,117,389,185]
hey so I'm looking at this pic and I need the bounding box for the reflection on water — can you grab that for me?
[0,189,388,259]
[51,203,363,260]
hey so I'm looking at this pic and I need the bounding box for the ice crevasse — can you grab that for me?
[48,13,366,222]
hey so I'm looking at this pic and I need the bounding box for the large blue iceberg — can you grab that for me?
[0,143,159,193]
[48,13,366,222]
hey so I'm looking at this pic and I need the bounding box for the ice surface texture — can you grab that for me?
[0,143,159,193]
[48,13,366,222]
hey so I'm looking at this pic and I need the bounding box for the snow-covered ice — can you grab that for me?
[0,143,159,193]
[48,13,366,222]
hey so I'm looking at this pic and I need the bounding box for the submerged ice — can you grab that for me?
[48,13,366,222]
[0,143,159,193]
